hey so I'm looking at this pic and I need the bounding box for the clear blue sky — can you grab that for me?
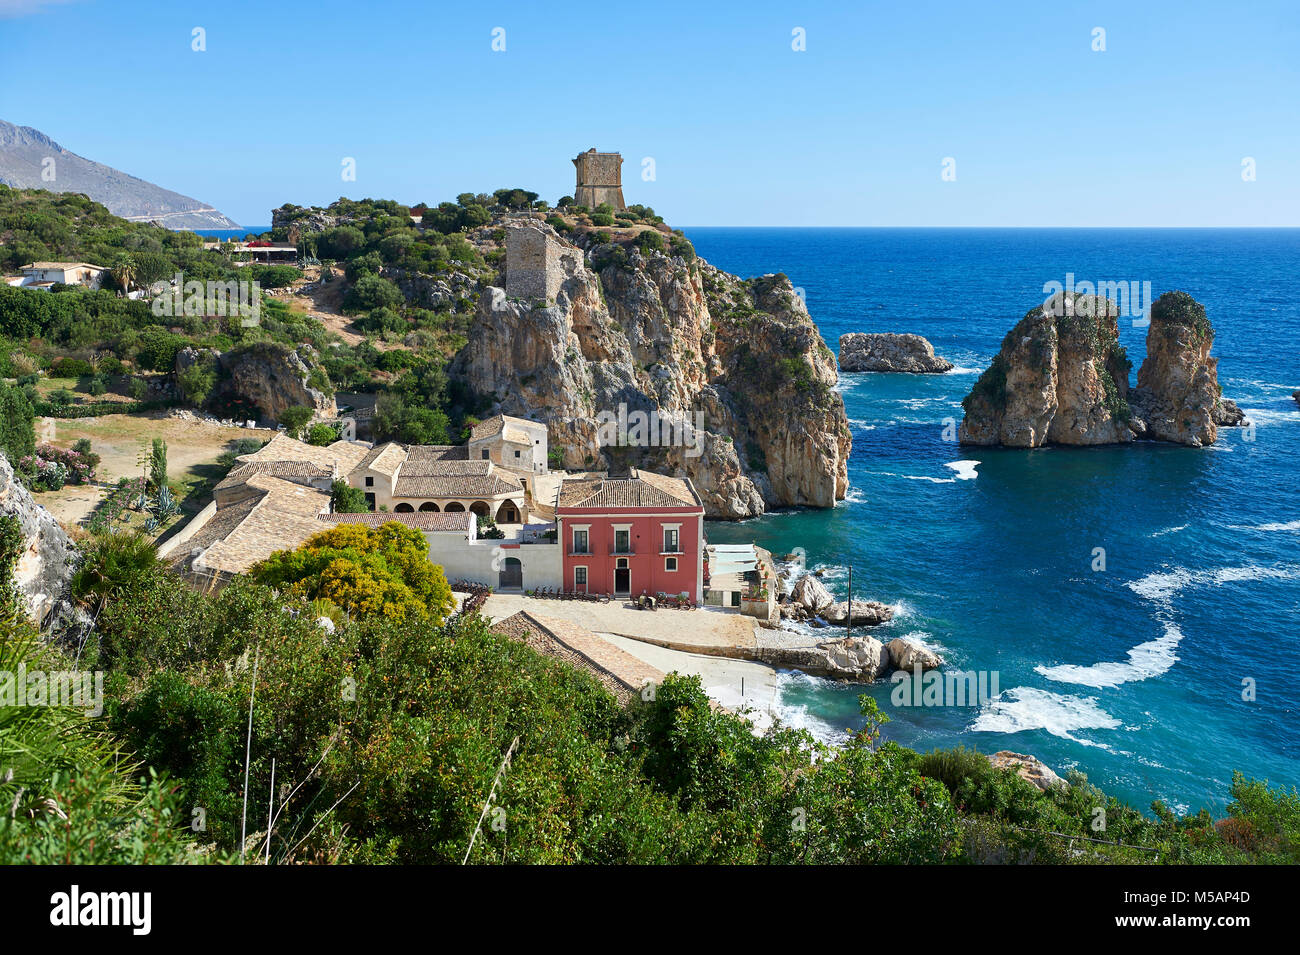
[2,0,1297,227]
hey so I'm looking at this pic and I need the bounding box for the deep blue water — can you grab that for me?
[684,227,1300,814]
[191,226,272,241]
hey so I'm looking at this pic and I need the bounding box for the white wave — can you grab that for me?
[946,365,981,375]
[1127,567,1196,604]
[1231,520,1300,533]
[864,469,955,484]
[843,486,866,503]
[944,460,980,480]
[1149,524,1188,537]
[1036,621,1182,688]
[1241,407,1300,424]
[970,687,1120,745]
[889,598,917,621]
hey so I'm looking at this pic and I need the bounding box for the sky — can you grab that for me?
[1,0,1297,227]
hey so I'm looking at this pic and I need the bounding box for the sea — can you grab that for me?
[683,227,1300,814]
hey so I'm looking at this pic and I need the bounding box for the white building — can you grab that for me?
[13,262,107,290]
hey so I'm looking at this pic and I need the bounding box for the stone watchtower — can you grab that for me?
[572,148,626,211]
[505,224,581,302]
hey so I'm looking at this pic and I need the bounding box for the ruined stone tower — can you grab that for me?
[572,148,626,211]
[505,223,582,302]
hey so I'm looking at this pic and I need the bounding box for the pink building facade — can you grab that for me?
[555,471,705,601]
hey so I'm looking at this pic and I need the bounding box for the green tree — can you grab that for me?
[0,383,36,467]
[148,438,168,492]
[278,405,314,439]
[329,479,370,513]
[249,521,455,624]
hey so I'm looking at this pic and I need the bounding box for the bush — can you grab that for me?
[306,422,341,446]
[49,357,93,378]
[343,274,404,314]
[278,405,314,438]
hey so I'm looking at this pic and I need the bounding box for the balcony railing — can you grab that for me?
[610,545,635,555]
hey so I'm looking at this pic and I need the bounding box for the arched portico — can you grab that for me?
[394,503,414,513]
[469,501,491,518]
[444,502,466,513]
[418,502,440,512]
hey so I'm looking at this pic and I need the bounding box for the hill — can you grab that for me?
[0,120,238,230]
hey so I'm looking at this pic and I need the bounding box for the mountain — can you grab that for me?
[0,120,239,230]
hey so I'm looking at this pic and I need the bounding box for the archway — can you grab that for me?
[496,500,520,524]
[394,503,414,513]
[444,502,466,513]
[418,502,440,512]
[499,556,522,591]
[469,501,491,518]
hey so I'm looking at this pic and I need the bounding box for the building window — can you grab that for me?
[481,449,489,459]
[514,450,520,458]
[572,529,589,554]
[663,528,679,553]
[574,566,587,591]
[730,591,741,607]
[364,476,374,487]
[614,529,631,554]
[665,557,678,572]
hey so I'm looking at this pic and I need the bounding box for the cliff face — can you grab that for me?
[960,290,1241,448]
[453,224,849,518]
[176,343,336,423]
[0,452,79,628]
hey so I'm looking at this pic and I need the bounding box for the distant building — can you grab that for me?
[16,262,106,290]
[555,468,704,600]
[572,148,626,212]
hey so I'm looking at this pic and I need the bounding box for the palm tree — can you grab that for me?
[70,531,159,616]
[108,258,135,296]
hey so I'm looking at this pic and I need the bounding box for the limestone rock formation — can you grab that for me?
[176,342,336,423]
[886,637,943,672]
[838,333,953,373]
[790,574,835,615]
[823,599,894,626]
[0,452,80,628]
[960,290,1241,448]
[758,634,890,681]
[452,222,850,518]
[989,751,1066,791]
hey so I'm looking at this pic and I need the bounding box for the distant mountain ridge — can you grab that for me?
[0,120,239,230]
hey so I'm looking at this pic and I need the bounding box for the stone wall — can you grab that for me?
[505,224,582,303]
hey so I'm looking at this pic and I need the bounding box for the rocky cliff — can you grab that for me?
[959,290,1241,448]
[0,452,80,629]
[839,333,953,373]
[453,222,850,518]
[177,343,336,423]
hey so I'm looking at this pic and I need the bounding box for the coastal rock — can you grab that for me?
[758,634,891,682]
[790,574,835,614]
[989,751,1066,791]
[1127,292,1239,447]
[838,333,953,373]
[0,452,82,629]
[823,599,894,626]
[1294,389,1300,407]
[886,637,943,671]
[178,342,337,423]
[452,221,849,518]
[960,290,1240,448]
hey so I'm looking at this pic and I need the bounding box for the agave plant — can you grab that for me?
[143,516,159,534]
[150,485,179,521]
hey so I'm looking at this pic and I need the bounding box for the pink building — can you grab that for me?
[555,469,705,601]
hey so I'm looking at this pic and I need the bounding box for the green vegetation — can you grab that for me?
[329,479,370,513]
[248,521,455,625]
[1151,289,1214,343]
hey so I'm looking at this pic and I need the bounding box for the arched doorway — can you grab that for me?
[394,503,414,513]
[469,501,491,518]
[444,502,466,513]
[499,556,522,591]
[496,500,520,523]
[418,502,440,512]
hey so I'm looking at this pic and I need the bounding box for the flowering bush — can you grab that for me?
[19,444,98,491]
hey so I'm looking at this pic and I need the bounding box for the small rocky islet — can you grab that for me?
[837,332,953,373]
[959,289,1244,448]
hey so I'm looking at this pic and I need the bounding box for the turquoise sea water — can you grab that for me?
[684,227,1299,814]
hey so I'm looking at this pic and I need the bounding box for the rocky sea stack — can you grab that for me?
[838,332,953,373]
[959,290,1242,448]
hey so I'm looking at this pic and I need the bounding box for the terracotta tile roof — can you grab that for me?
[180,474,330,577]
[350,442,406,477]
[470,414,543,442]
[399,449,483,477]
[238,433,370,474]
[393,471,522,499]
[318,511,473,532]
[215,459,330,492]
[556,468,700,509]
